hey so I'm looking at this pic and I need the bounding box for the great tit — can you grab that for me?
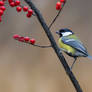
[56,28,92,69]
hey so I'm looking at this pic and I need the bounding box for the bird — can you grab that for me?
[56,28,92,69]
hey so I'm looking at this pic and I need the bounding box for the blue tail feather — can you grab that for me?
[88,55,92,60]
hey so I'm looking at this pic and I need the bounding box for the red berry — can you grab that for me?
[0,6,6,11]
[8,0,13,3]
[23,6,28,12]
[0,16,2,22]
[0,9,3,16]
[18,37,24,42]
[16,6,22,12]
[26,13,32,18]
[60,0,66,3]
[30,39,35,44]
[13,34,20,39]
[26,9,33,18]
[56,1,61,10]
[10,2,15,7]
[0,1,4,6]
[24,37,30,42]
[15,0,20,6]
[28,9,33,15]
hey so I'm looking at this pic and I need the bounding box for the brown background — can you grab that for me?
[0,0,92,92]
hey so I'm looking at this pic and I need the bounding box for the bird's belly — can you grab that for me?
[58,39,76,55]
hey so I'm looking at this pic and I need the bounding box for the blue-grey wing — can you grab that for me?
[62,37,88,56]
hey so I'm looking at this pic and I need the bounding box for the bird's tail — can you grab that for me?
[87,55,92,60]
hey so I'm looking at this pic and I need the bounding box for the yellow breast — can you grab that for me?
[58,38,76,55]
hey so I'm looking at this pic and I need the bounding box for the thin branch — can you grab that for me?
[49,9,62,29]
[49,3,66,29]
[31,44,52,48]
[24,0,83,92]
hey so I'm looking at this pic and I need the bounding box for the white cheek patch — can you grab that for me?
[62,32,72,36]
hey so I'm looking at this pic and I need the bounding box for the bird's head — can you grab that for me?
[56,28,74,37]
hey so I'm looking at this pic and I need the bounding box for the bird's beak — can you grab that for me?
[56,31,59,34]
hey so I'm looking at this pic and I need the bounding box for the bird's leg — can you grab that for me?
[70,57,77,70]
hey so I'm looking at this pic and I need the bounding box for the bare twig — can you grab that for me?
[24,0,83,92]
[31,44,51,48]
[49,3,66,29]
[49,9,62,29]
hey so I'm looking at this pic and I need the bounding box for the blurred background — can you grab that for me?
[0,0,92,92]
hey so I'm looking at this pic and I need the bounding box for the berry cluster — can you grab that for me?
[56,0,66,10]
[0,0,67,48]
[8,0,33,18]
[0,0,6,22]
[13,34,36,45]
[0,0,34,22]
